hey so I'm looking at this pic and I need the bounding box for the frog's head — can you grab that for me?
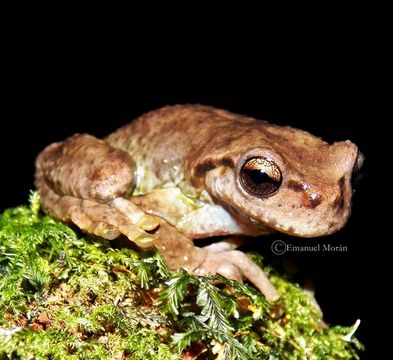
[201,129,362,237]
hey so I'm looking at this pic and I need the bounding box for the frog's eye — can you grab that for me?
[240,157,282,197]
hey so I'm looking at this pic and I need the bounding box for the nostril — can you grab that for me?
[351,150,365,189]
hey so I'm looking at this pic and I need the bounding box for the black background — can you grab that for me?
[1,42,381,357]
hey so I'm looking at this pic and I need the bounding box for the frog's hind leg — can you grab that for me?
[35,134,159,248]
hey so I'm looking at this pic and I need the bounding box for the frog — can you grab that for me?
[35,105,362,301]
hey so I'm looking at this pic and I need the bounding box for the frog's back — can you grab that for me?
[106,105,250,147]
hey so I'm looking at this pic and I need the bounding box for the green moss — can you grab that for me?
[0,193,363,359]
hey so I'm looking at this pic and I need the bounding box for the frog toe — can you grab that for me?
[110,197,160,231]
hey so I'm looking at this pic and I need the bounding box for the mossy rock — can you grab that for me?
[0,193,363,359]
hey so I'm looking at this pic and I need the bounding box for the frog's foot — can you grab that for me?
[71,197,160,248]
[62,196,159,248]
[36,173,159,247]
[195,249,279,302]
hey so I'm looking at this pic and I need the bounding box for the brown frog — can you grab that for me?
[35,105,362,301]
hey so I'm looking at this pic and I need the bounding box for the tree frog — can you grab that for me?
[35,105,362,301]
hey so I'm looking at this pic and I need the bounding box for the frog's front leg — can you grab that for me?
[195,245,279,301]
[154,222,279,301]
[35,134,159,247]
